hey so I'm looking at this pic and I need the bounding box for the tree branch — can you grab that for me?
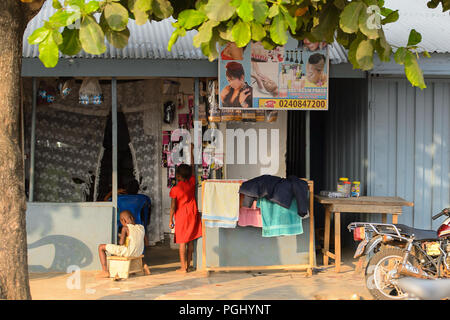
[21,0,45,24]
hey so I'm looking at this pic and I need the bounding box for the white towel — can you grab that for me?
[202,181,241,228]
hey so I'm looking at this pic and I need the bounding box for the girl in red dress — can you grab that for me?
[169,163,202,273]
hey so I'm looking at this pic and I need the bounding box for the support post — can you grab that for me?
[194,78,200,193]
[112,78,118,243]
[305,110,310,180]
[29,77,37,202]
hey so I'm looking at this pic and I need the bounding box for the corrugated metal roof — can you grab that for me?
[23,0,348,63]
[23,0,205,60]
[23,0,450,63]
[383,0,450,53]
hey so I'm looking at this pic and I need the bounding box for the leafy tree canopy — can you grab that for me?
[24,0,450,89]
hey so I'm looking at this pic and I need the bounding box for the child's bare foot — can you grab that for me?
[175,268,187,274]
[96,270,110,278]
[143,264,151,275]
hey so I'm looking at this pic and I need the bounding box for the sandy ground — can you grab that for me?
[29,245,372,300]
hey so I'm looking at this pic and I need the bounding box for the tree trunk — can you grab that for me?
[0,1,31,300]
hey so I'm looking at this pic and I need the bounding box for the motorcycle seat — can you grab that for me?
[397,278,450,300]
[394,224,439,240]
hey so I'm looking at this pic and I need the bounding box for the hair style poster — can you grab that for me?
[218,37,329,111]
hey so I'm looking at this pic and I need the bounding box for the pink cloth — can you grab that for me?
[238,207,262,227]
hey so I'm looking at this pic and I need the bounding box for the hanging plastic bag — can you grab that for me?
[57,78,75,99]
[79,78,103,105]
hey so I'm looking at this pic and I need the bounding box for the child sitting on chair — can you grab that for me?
[97,210,150,278]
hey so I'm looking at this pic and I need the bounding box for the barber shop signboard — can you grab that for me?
[219,37,329,110]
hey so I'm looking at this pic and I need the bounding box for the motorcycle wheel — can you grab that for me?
[365,247,419,300]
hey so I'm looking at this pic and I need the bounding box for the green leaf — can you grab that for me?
[427,0,440,9]
[359,4,380,39]
[280,6,296,34]
[204,0,236,22]
[268,4,279,18]
[59,28,82,56]
[48,10,80,28]
[85,1,100,14]
[356,39,374,70]
[381,9,399,24]
[80,15,106,55]
[394,47,407,65]
[168,27,186,51]
[333,0,346,10]
[310,4,339,43]
[52,30,63,46]
[423,50,431,58]
[251,21,266,41]
[340,2,365,34]
[404,51,426,89]
[237,0,254,22]
[177,9,207,29]
[130,0,152,12]
[128,0,151,24]
[374,29,391,62]
[253,0,269,23]
[152,0,174,20]
[218,24,234,41]
[201,30,220,61]
[28,27,50,45]
[348,33,365,69]
[39,35,59,68]
[53,0,62,9]
[407,29,422,47]
[232,20,251,47]
[104,2,129,31]
[336,28,352,48]
[105,27,131,49]
[269,14,288,45]
[193,19,219,47]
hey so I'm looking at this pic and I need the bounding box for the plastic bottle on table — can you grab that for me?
[351,181,361,197]
[337,177,349,196]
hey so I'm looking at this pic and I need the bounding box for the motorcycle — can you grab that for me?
[394,277,450,300]
[347,207,450,300]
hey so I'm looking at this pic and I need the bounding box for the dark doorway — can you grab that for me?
[97,111,138,201]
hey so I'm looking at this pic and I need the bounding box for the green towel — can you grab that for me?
[257,198,303,237]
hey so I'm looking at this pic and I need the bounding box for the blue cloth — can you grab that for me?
[257,198,303,237]
[116,194,151,231]
[239,175,309,217]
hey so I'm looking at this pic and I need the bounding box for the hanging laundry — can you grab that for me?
[202,181,241,228]
[239,175,309,217]
[238,200,262,228]
[257,198,303,237]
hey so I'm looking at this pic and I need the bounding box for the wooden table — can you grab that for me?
[314,196,414,273]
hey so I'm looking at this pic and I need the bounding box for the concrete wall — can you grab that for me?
[195,112,315,269]
[26,203,113,272]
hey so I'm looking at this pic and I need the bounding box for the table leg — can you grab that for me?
[335,212,341,273]
[323,208,331,266]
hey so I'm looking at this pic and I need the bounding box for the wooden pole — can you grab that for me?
[29,77,37,202]
[112,78,118,243]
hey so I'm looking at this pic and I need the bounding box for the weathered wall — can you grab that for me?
[26,203,113,272]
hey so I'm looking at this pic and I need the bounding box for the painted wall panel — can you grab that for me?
[27,203,113,272]
[369,78,450,229]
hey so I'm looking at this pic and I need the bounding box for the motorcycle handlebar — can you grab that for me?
[432,208,449,220]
